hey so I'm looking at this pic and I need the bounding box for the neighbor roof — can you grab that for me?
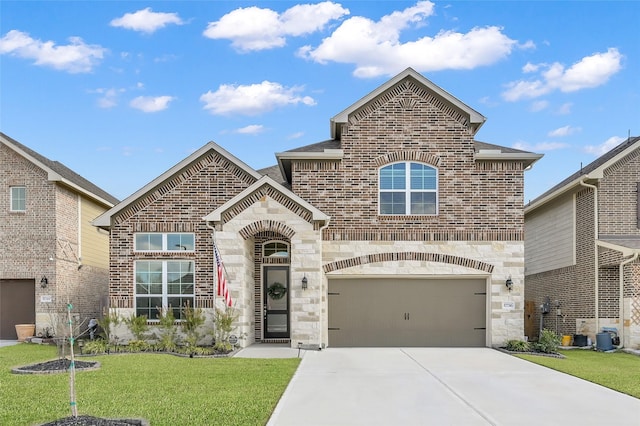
[1,132,119,207]
[525,136,640,214]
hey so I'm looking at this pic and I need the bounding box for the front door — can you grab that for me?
[264,266,289,339]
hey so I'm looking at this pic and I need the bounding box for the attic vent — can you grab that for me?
[397,97,417,111]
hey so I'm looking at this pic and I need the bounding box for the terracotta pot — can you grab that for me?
[15,324,36,342]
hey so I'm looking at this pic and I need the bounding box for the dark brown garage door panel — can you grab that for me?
[328,278,486,347]
[0,279,36,340]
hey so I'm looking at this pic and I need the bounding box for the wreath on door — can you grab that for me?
[267,282,287,299]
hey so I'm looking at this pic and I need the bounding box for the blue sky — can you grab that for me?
[1,1,638,203]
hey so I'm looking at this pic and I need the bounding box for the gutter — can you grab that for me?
[617,252,638,349]
[579,177,599,336]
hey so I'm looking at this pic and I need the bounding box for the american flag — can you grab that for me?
[213,242,232,307]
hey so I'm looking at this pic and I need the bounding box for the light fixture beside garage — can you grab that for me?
[40,276,48,288]
[505,276,513,291]
[301,275,308,290]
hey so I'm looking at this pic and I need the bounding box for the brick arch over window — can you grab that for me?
[323,252,494,273]
[239,220,296,240]
[374,151,441,168]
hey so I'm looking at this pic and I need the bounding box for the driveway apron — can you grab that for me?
[267,348,640,426]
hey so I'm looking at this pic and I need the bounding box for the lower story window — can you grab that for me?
[135,260,194,320]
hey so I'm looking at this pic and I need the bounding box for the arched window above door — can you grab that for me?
[263,241,290,258]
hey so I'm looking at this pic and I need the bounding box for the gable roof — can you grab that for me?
[330,67,486,139]
[93,141,262,229]
[0,132,118,207]
[525,136,640,214]
[202,175,329,225]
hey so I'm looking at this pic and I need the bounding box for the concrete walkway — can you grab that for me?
[267,347,640,426]
[0,340,20,347]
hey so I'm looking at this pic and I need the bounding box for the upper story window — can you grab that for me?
[263,241,289,258]
[134,233,195,252]
[379,162,438,215]
[10,186,26,212]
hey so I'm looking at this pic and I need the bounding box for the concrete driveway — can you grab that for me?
[267,348,640,426]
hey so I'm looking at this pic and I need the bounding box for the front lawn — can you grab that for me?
[0,343,300,426]
[516,349,640,399]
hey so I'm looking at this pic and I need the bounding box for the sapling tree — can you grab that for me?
[213,307,238,352]
[180,301,205,351]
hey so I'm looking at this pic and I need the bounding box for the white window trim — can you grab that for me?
[378,162,438,215]
[134,259,195,320]
[10,186,26,212]
[134,232,195,252]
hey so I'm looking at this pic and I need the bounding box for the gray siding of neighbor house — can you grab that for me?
[525,195,575,276]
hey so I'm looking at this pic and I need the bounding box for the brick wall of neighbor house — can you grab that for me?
[108,151,257,314]
[0,145,57,334]
[526,189,596,340]
[599,148,640,236]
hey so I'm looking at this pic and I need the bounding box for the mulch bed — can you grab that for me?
[12,358,100,374]
[40,415,148,426]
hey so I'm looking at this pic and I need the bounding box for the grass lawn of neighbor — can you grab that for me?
[517,349,640,399]
[0,343,300,426]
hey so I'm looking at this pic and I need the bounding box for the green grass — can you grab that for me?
[516,349,640,398]
[0,343,300,426]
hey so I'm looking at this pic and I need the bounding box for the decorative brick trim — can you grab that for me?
[195,297,215,309]
[115,152,257,224]
[295,160,341,172]
[347,78,469,129]
[109,296,133,309]
[239,220,296,240]
[133,223,195,232]
[222,185,313,224]
[323,229,523,241]
[374,151,441,167]
[603,146,640,176]
[476,161,524,171]
[323,251,494,273]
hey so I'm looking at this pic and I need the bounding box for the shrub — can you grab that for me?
[124,313,149,341]
[505,339,532,352]
[98,310,120,344]
[213,307,238,353]
[127,339,151,352]
[180,301,206,349]
[534,329,561,354]
[82,339,107,354]
[156,306,178,352]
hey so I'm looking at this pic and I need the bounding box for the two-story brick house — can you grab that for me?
[0,133,118,340]
[525,136,640,349]
[94,68,541,348]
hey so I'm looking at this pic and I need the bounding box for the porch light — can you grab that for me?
[40,276,48,288]
[301,275,308,290]
[505,277,513,291]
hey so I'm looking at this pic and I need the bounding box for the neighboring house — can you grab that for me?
[0,133,118,340]
[525,136,640,348]
[94,68,542,348]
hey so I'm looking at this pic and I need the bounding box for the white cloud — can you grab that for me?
[0,29,105,73]
[584,136,625,156]
[298,1,519,77]
[503,48,623,101]
[200,81,316,116]
[530,100,549,112]
[288,132,305,140]
[130,95,174,112]
[110,8,184,34]
[235,124,265,135]
[556,102,573,115]
[90,87,125,108]
[513,141,569,151]
[548,125,581,137]
[203,2,349,51]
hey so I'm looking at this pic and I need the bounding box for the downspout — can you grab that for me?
[206,222,218,308]
[318,218,331,349]
[579,178,599,336]
[618,252,638,349]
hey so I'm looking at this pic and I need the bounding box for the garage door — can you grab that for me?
[328,278,486,347]
[0,279,35,339]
